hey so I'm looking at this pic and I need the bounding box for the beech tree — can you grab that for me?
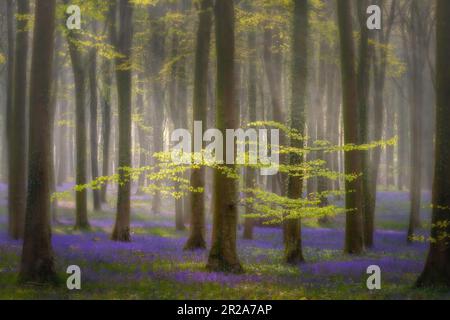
[284,0,308,264]
[336,0,364,254]
[8,0,29,239]
[416,0,450,287]
[65,0,89,230]
[207,0,242,273]
[184,0,213,250]
[19,0,57,284]
[112,0,134,242]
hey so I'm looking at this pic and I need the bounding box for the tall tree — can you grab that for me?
[356,0,374,247]
[206,0,242,273]
[284,0,308,264]
[167,0,185,231]
[416,0,450,287]
[100,2,116,204]
[366,0,396,245]
[407,0,426,242]
[112,0,134,241]
[19,0,57,284]
[4,0,14,181]
[89,45,101,211]
[8,0,29,239]
[148,4,166,215]
[242,8,257,240]
[65,1,89,229]
[184,0,213,250]
[336,0,364,254]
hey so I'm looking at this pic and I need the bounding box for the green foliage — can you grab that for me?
[53,121,397,226]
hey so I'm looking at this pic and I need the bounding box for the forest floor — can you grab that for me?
[0,183,449,300]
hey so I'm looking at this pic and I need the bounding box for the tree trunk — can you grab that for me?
[148,5,166,215]
[8,0,29,240]
[66,6,89,229]
[416,0,450,287]
[135,72,148,195]
[184,0,213,250]
[19,0,57,284]
[336,0,364,255]
[4,0,14,182]
[407,0,425,242]
[207,0,242,273]
[89,47,101,211]
[243,21,257,240]
[284,0,308,264]
[100,2,116,204]
[112,0,134,242]
[356,0,373,247]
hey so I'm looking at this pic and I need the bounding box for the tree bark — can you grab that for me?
[243,20,257,240]
[207,0,243,273]
[4,0,14,182]
[184,0,213,250]
[89,46,101,211]
[284,0,308,264]
[112,0,134,242]
[356,0,373,247]
[65,3,89,229]
[100,2,116,204]
[8,0,29,239]
[407,0,425,242]
[416,0,450,287]
[336,0,364,254]
[148,4,166,215]
[19,0,57,284]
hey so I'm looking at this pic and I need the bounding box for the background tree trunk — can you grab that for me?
[89,46,101,211]
[243,19,257,240]
[100,2,116,204]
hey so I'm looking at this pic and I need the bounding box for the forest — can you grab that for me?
[0,0,449,300]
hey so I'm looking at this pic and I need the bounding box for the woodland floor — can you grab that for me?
[0,183,449,300]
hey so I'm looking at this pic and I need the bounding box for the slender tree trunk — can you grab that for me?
[207,0,242,273]
[317,39,330,224]
[57,92,69,186]
[284,0,308,264]
[416,0,450,287]
[263,27,285,196]
[89,47,101,211]
[8,0,29,239]
[100,2,116,204]
[65,6,89,229]
[184,0,213,250]
[167,16,185,231]
[336,0,364,254]
[407,0,425,242]
[4,0,14,182]
[365,0,396,246]
[356,0,373,247]
[50,36,62,224]
[243,24,257,240]
[112,0,134,242]
[148,5,166,215]
[19,0,57,284]
[135,72,148,194]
